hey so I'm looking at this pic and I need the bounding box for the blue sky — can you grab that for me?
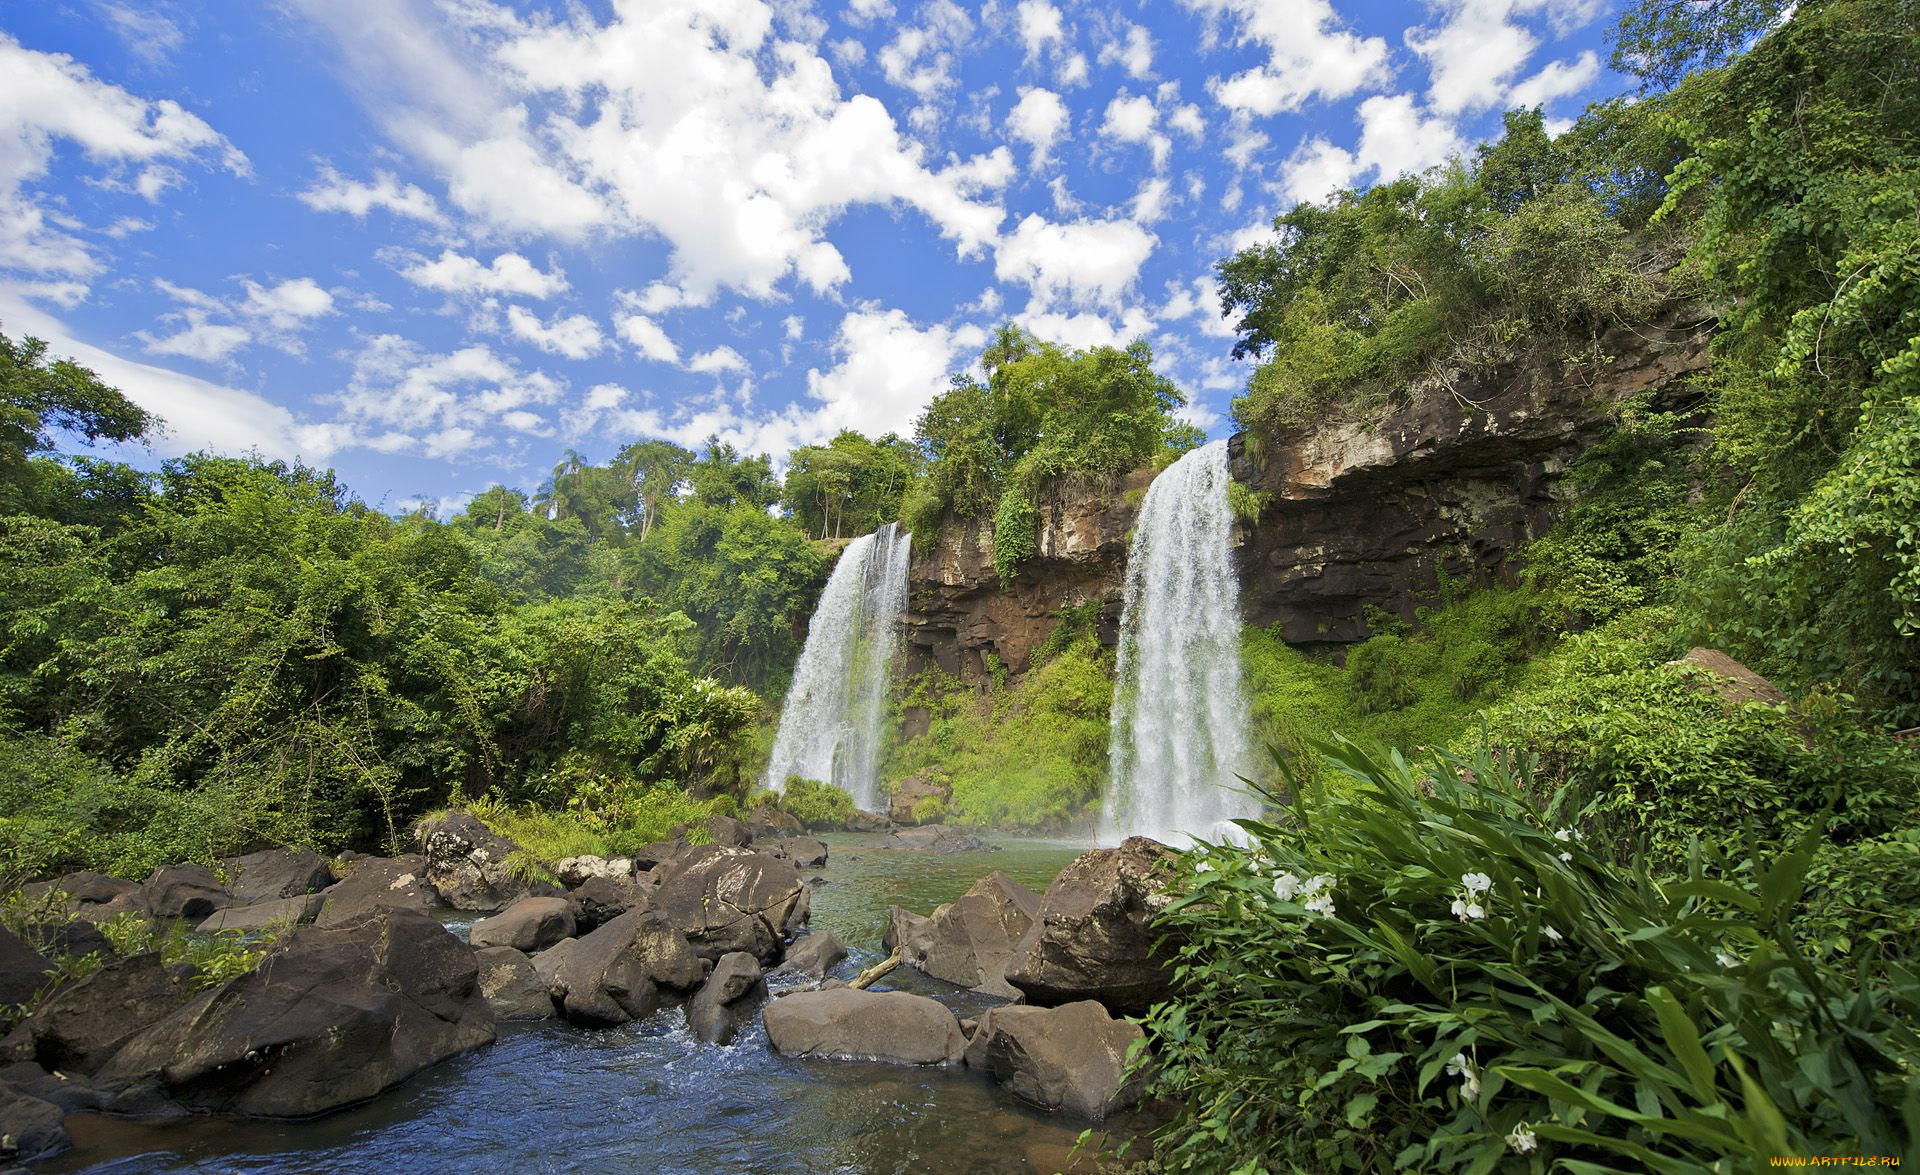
[1,0,1624,513]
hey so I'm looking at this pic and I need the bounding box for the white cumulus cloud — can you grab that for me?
[394,249,568,299]
[1181,0,1390,116]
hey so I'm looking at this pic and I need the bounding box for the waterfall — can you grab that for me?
[1101,440,1254,847]
[765,522,912,811]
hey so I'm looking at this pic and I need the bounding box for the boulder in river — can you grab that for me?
[746,808,805,841]
[95,907,494,1118]
[0,1081,68,1164]
[685,952,765,1045]
[196,893,326,933]
[1005,837,1180,1016]
[762,988,966,1066]
[892,870,1041,997]
[889,771,952,825]
[222,848,334,904]
[22,918,115,961]
[772,837,829,868]
[554,855,634,886]
[314,855,442,927]
[414,811,548,911]
[964,1000,1146,1120]
[705,813,753,847]
[138,864,230,920]
[548,909,704,1026]
[21,872,136,911]
[877,826,998,854]
[474,946,555,1021]
[568,874,650,931]
[470,896,577,953]
[772,931,847,981]
[845,810,890,833]
[652,846,809,962]
[19,952,198,1075]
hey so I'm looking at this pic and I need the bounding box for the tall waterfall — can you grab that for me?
[1101,440,1254,847]
[765,523,912,811]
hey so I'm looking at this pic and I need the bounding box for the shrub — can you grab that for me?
[780,776,855,830]
[1144,736,1920,1172]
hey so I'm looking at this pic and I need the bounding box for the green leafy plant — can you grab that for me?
[779,776,855,830]
[1144,735,1920,1172]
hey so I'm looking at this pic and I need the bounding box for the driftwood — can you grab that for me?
[850,950,900,990]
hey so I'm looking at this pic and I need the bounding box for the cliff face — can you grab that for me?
[901,311,1711,684]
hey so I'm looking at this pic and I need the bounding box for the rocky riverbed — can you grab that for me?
[2,823,1177,1173]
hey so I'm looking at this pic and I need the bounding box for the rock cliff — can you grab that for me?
[901,309,1711,685]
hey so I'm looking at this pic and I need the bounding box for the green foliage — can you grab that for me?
[885,644,1113,829]
[1224,480,1266,525]
[1,331,156,514]
[782,430,919,541]
[1476,611,1920,865]
[1145,736,1920,1172]
[778,776,854,830]
[990,488,1037,585]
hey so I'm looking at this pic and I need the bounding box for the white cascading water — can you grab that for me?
[765,522,912,811]
[1101,440,1254,847]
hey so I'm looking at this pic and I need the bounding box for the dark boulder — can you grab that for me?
[0,1081,68,1164]
[95,907,494,1118]
[23,918,114,961]
[22,872,136,909]
[628,841,688,871]
[20,952,197,1075]
[469,897,576,953]
[314,856,441,928]
[964,1001,1146,1119]
[745,808,805,840]
[0,1061,106,1114]
[685,952,765,1045]
[568,874,649,931]
[197,893,326,933]
[138,864,230,920]
[895,870,1041,997]
[845,810,890,833]
[772,837,829,868]
[652,847,808,962]
[474,946,555,1021]
[762,988,966,1066]
[705,814,753,847]
[414,811,546,911]
[1005,837,1179,1016]
[772,931,847,981]
[0,926,54,1007]
[548,910,704,1026]
[222,848,334,904]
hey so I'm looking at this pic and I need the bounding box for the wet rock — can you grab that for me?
[845,810,890,833]
[474,946,554,1021]
[0,1081,68,1164]
[414,811,544,911]
[628,841,688,871]
[685,952,765,1045]
[773,931,847,980]
[95,907,494,1118]
[889,772,952,825]
[469,897,577,954]
[0,927,54,1007]
[877,826,998,854]
[772,837,829,868]
[763,988,966,1066]
[895,870,1041,997]
[964,1000,1146,1119]
[1006,837,1180,1016]
[314,855,442,928]
[138,864,230,920]
[548,910,704,1027]
[554,856,634,886]
[567,874,649,931]
[0,1062,105,1114]
[222,848,334,905]
[652,847,808,963]
[196,893,326,933]
[19,952,197,1075]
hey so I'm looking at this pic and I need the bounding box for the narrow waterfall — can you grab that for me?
[765,522,912,811]
[1101,440,1254,847]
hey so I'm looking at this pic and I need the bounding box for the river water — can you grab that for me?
[47,835,1133,1174]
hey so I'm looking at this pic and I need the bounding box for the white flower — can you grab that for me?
[1506,1122,1538,1154]
[1543,925,1564,943]
[1194,860,1215,874]
[1461,872,1493,895]
[1273,871,1302,900]
[1446,1052,1482,1103]
[1716,950,1738,968]
[1304,893,1336,918]
[1554,829,1573,843]
[1560,850,1574,863]
[1303,872,1335,895]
